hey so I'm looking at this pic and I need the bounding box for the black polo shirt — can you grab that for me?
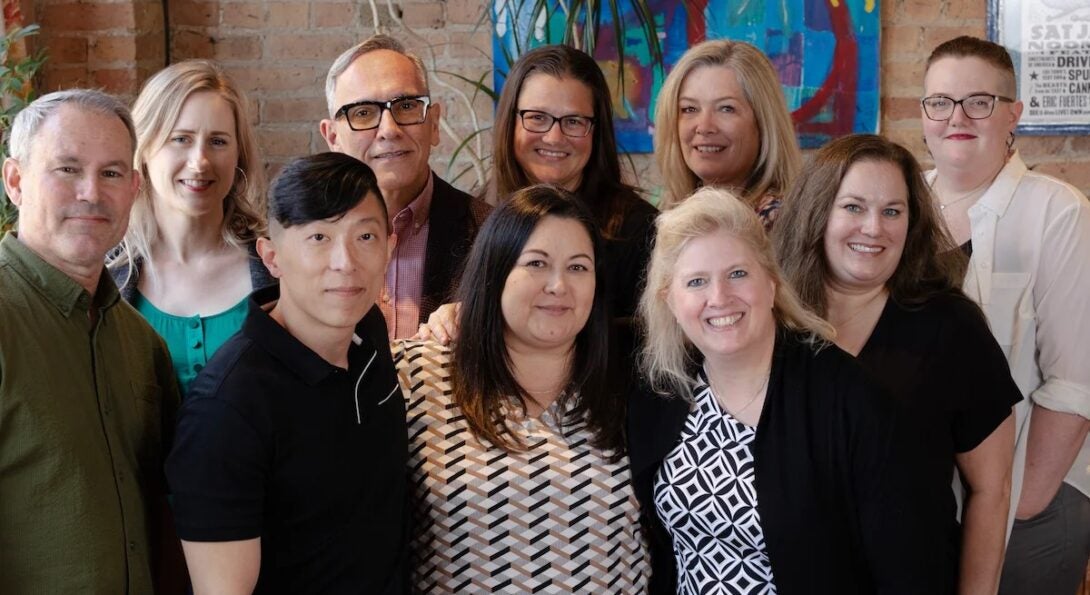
[166,286,407,594]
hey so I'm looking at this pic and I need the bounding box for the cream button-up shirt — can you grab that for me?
[928,152,1090,536]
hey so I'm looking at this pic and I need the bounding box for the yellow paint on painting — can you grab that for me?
[830,0,876,13]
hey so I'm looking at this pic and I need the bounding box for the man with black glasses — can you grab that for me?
[320,35,490,339]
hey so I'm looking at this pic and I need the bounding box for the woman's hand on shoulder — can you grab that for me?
[413,302,461,345]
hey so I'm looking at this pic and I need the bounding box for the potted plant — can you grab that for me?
[1,22,47,233]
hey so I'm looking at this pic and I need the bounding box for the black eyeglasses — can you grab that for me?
[335,96,432,131]
[517,110,595,137]
[921,94,1015,121]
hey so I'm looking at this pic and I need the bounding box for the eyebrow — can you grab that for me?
[679,95,742,103]
[520,249,594,260]
[53,155,130,170]
[171,128,235,137]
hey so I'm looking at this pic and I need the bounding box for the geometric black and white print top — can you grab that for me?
[393,340,650,594]
[653,376,776,594]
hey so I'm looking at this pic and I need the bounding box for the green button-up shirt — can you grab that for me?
[0,232,180,593]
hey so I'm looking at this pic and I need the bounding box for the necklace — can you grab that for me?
[939,188,984,211]
[705,365,770,418]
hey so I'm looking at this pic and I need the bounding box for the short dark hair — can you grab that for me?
[452,184,622,453]
[268,153,388,230]
[493,45,644,238]
[772,134,967,316]
[926,36,1017,97]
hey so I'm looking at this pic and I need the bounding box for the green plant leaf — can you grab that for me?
[447,126,492,171]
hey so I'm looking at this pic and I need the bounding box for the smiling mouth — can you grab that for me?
[373,150,410,159]
[180,179,214,190]
[694,145,725,153]
[535,148,568,159]
[707,313,742,328]
[849,243,883,254]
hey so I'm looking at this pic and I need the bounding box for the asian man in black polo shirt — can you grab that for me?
[166,153,407,594]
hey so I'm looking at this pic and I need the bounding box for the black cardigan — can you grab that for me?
[111,242,276,304]
[627,330,952,595]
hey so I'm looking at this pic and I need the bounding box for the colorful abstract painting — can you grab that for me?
[492,0,880,152]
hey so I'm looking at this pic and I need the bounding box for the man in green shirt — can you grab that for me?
[0,89,181,593]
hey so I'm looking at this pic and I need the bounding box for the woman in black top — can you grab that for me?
[417,46,656,344]
[772,134,1020,595]
[631,186,945,594]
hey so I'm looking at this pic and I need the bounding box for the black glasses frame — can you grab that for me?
[921,93,1015,121]
[335,96,432,131]
[516,109,596,138]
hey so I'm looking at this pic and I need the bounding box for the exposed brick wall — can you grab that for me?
[34,0,164,97]
[29,0,1090,196]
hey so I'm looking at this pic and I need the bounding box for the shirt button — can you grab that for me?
[194,364,204,373]
[192,340,202,349]
[382,294,391,303]
[189,320,200,329]
[129,541,137,552]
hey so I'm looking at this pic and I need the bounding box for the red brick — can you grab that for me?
[42,3,136,32]
[882,25,922,59]
[881,60,925,96]
[945,0,986,21]
[232,66,323,92]
[262,96,327,123]
[42,36,88,64]
[172,30,215,60]
[136,32,166,63]
[170,0,219,27]
[41,65,90,92]
[312,3,357,28]
[133,1,164,31]
[447,0,485,25]
[259,127,311,157]
[1018,136,1069,156]
[93,67,139,94]
[901,0,937,24]
[214,36,262,61]
[1071,136,1090,153]
[90,35,137,63]
[882,96,924,121]
[222,2,263,28]
[266,3,309,28]
[402,2,444,29]
[1030,160,1090,195]
[924,25,985,51]
[265,33,355,60]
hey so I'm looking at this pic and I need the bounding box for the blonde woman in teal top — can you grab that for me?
[109,61,272,394]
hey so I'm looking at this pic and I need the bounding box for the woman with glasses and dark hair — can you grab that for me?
[773,134,1020,595]
[921,36,1090,595]
[417,45,656,344]
[393,184,649,593]
[108,60,272,394]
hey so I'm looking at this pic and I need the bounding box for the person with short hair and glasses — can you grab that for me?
[922,35,1090,595]
[320,34,491,339]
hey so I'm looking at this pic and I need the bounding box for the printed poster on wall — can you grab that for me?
[990,0,1090,134]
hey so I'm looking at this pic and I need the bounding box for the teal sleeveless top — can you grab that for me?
[132,293,249,395]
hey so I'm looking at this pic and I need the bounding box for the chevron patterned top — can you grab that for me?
[393,340,650,594]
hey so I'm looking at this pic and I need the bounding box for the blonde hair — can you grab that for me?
[653,40,801,210]
[110,60,266,275]
[638,186,833,399]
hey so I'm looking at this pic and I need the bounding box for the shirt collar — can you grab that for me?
[394,171,435,230]
[971,151,1025,219]
[0,231,121,317]
[243,284,377,386]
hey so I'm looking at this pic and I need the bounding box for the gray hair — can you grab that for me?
[324,34,430,117]
[7,89,136,164]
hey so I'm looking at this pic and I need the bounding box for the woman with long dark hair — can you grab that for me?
[395,184,649,593]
